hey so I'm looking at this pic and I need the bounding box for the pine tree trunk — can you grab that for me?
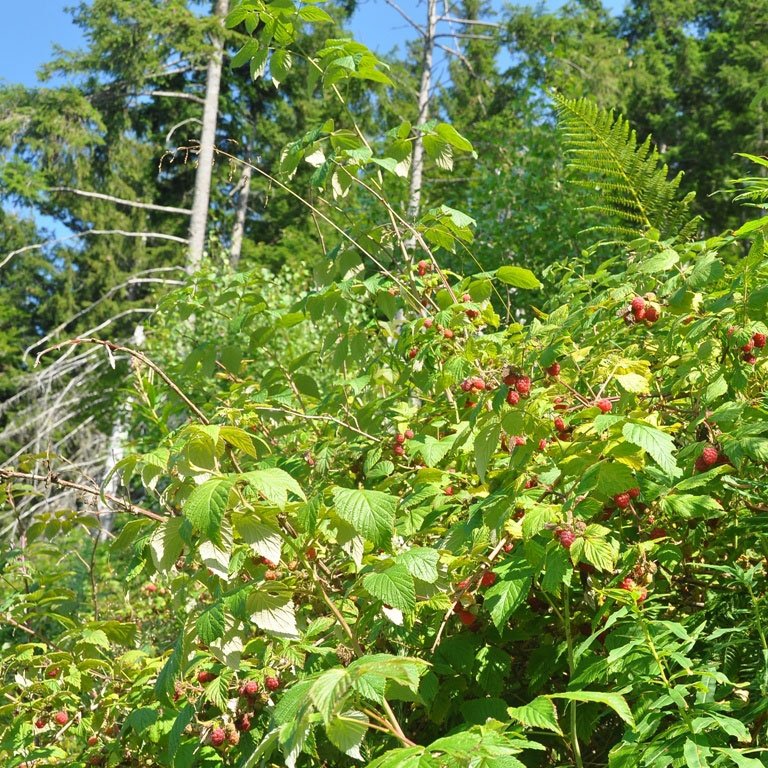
[187,0,229,273]
[230,163,252,269]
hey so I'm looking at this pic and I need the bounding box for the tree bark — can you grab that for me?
[230,163,252,269]
[187,0,229,273]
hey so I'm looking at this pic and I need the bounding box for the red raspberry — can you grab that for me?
[503,372,517,386]
[457,578,472,590]
[87,735,99,746]
[210,727,226,747]
[614,492,631,509]
[408,347,418,359]
[144,583,157,593]
[305,546,317,560]
[620,577,636,591]
[743,354,757,365]
[634,306,647,321]
[480,571,496,587]
[694,456,708,472]
[515,376,531,395]
[556,529,576,549]
[265,676,280,691]
[466,308,479,319]
[423,317,433,329]
[645,306,659,323]
[553,416,566,432]
[546,362,561,377]
[701,445,719,466]
[742,340,755,353]
[503,542,514,552]
[630,296,646,314]
[464,400,476,408]
[35,718,46,729]
[265,568,278,581]
[393,444,405,456]
[404,429,415,440]
[444,486,454,496]
[460,378,473,392]
[727,325,737,336]
[395,433,405,445]
[197,670,216,684]
[456,608,476,627]
[538,438,548,451]
[525,476,538,489]
[506,389,520,406]
[650,527,667,539]
[557,431,571,442]
[462,293,472,302]
[240,680,260,697]
[471,377,486,390]
[236,713,252,732]
[637,586,648,602]
[443,328,454,339]
[754,332,767,348]
[596,399,613,413]
[628,487,641,499]
[53,711,69,726]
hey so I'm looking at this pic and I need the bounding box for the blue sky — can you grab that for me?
[0,1,625,87]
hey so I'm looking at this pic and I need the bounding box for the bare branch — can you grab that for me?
[166,117,203,145]
[48,187,192,215]
[149,90,206,105]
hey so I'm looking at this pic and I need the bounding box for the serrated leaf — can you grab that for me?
[616,373,649,393]
[397,547,439,583]
[125,707,158,733]
[327,710,368,760]
[622,422,681,477]
[362,565,415,612]
[244,468,305,509]
[183,477,233,542]
[683,736,712,768]
[475,420,500,482]
[310,668,351,722]
[595,462,636,497]
[196,604,225,644]
[233,514,282,564]
[483,554,533,631]
[248,591,299,639]
[508,696,563,735]
[149,517,185,574]
[549,691,634,727]
[496,265,542,290]
[332,487,396,546]
[166,704,194,762]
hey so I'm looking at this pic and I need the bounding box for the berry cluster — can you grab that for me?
[626,295,661,324]
[416,259,431,277]
[391,428,415,457]
[461,293,480,320]
[740,331,766,365]
[554,527,576,549]
[694,444,727,472]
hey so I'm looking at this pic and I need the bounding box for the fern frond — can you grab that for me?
[553,93,694,241]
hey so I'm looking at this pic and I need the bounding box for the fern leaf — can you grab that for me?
[553,93,694,241]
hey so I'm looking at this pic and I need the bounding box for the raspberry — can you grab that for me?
[553,416,566,432]
[457,578,472,590]
[210,727,226,747]
[555,529,576,549]
[650,527,667,539]
[701,445,719,466]
[596,399,613,413]
[553,396,567,411]
[633,306,647,321]
[754,332,767,348]
[444,486,454,496]
[637,586,648,602]
[503,372,518,386]
[241,680,260,697]
[393,444,405,456]
[620,577,636,590]
[480,571,496,587]
[87,735,99,746]
[404,429,415,440]
[423,317,433,328]
[460,378,473,392]
[462,293,472,302]
[743,354,757,365]
[395,433,405,444]
[236,713,252,732]
[464,400,476,408]
[506,389,520,406]
[539,438,548,451]
[546,362,561,377]
[503,542,514,552]
[614,492,631,509]
[694,456,708,472]
[197,670,216,684]
[727,325,736,336]
[35,718,46,729]
[742,340,754,353]
[408,348,418,359]
[144,583,157,593]
[456,609,476,627]
[557,431,571,442]
[53,711,69,726]
[306,546,317,559]
[265,676,280,691]
[630,296,646,314]
[443,328,454,339]
[645,305,659,322]
[466,308,479,319]
[525,476,538,489]
[515,376,531,395]
[472,377,486,390]
[260,557,277,567]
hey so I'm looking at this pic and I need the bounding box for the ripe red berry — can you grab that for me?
[645,306,659,323]
[87,735,99,746]
[444,486,454,496]
[211,727,226,747]
[742,340,754,353]
[472,376,486,390]
[462,293,472,302]
[460,378,473,392]
[620,577,636,591]
[457,578,472,590]
[502,372,517,386]
[404,429,414,440]
[515,376,531,395]
[443,328,454,339]
[628,487,640,499]
[503,542,514,553]
[555,529,576,549]
[553,396,568,411]
[557,431,571,442]
[538,438,548,451]
[306,546,317,560]
[466,308,479,319]
[241,680,260,697]
[53,711,69,726]
[546,362,561,377]
[596,399,613,413]
[197,670,216,684]
[630,296,646,314]
[423,317,433,329]
[514,435,526,446]
[395,433,405,444]
[456,609,476,627]
[743,353,757,365]
[525,476,538,489]
[480,571,496,587]
[264,569,278,581]
[408,347,418,359]
[393,444,405,456]
[236,713,252,732]
[144,583,157,593]
[553,416,566,433]
[506,389,520,406]
[754,332,767,348]
[35,718,46,729]
[701,445,719,467]
[265,676,280,691]
[614,492,631,509]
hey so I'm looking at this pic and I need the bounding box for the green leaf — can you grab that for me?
[549,691,634,727]
[595,461,636,497]
[149,517,186,573]
[183,477,234,542]
[219,425,259,457]
[326,710,368,759]
[332,487,397,546]
[483,554,533,631]
[475,420,501,482]
[508,696,563,735]
[125,707,158,733]
[397,547,439,583]
[298,6,334,23]
[233,514,283,564]
[248,590,299,639]
[362,564,416,612]
[622,422,681,477]
[244,468,305,509]
[683,736,712,768]
[435,123,474,152]
[196,604,225,644]
[496,266,542,290]
[166,704,195,762]
[310,668,351,722]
